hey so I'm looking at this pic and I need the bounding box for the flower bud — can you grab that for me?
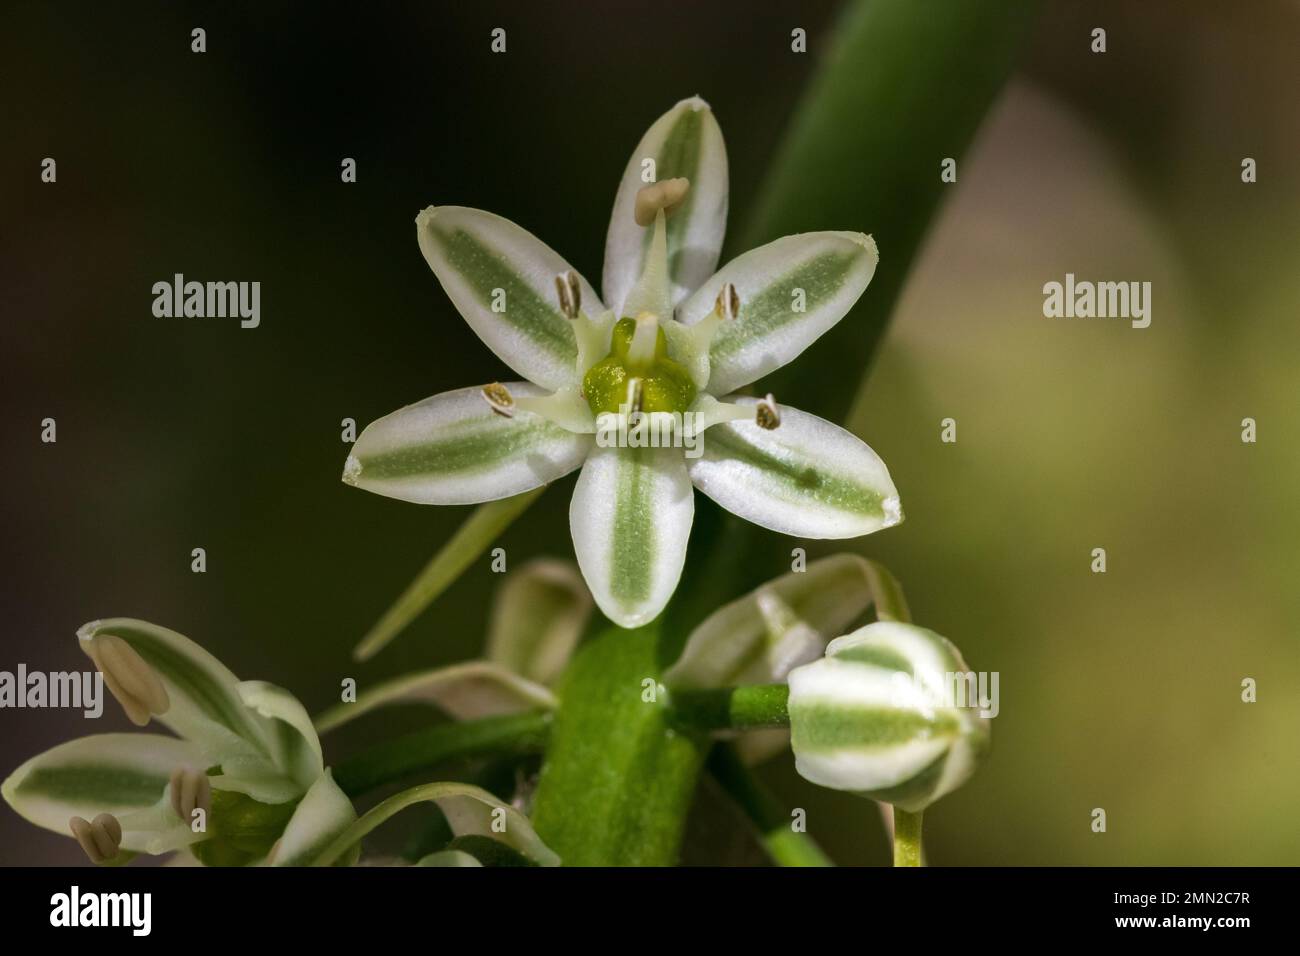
[787,622,990,812]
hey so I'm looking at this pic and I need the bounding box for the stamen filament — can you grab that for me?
[628,312,660,368]
[169,767,212,822]
[481,382,516,418]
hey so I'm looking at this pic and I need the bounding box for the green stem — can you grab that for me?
[529,623,707,866]
[353,486,545,661]
[708,744,833,867]
[893,808,924,867]
[670,684,789,732]
[331,711,550,798]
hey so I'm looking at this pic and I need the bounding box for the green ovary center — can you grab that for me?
[583,317,697,416]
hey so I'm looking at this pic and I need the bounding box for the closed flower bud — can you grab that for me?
[787,622,990,812]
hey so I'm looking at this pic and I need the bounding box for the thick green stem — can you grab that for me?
[529,623,707,866]
[893,808,924,867]
[331,711,550,798]
[670,684,789,732]
[708,744,833,867]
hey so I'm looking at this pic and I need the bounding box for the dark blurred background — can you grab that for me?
[2,1,1296,865]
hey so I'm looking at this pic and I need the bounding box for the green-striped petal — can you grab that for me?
[678,232,878,395]
[344,383,593,505]
[272,771,358,867]
[665,554,887,690]
[314,661,556,734]
[603,97,728,316]
[688,398,901,538]
[416,849,483,867]
[238,681,324,791]
[2,733,203,853]
[486,558,592,684]
[77,619,276,768]
[309,782,560,867]
[569,445,695,629]
[787,622,990,812]
[416,206,599,390]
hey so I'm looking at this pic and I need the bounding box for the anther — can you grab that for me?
[86,634,169,727]
[169,767,212,822]
[634,178,690,227]
[755,394,781,430]
[555,270,581,320]
[625,378,645,415]
[69,813,123,864]
[715,282,740,321]
[481,382,516,418]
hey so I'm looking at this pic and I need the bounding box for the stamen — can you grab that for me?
[628,312,660,368]
[625,377,645,415]
[481,382,516,418]
[69,813,123,864]
[634,177,690,226]
[514,387,597,433]
[716,282,740,322]
[755,393,781,430]
[85,634,169,726]
[169,767,212,822]
[555,270,581,320]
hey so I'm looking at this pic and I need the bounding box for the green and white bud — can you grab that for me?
[787,622,990,812]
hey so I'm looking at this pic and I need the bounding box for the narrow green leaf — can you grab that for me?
[353,486,546,661]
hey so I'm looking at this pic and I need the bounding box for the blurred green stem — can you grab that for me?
[893,808,924,867]
[671,684,789,731]
[708,744,833,867]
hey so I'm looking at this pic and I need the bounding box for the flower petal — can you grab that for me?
[569,445,695,628]
[416,849,483,867]
[344,383,593,505]
[689,399,900,538]
[678,232,878,395]
[77,619,277,767]
[486,558,592,684]
[665,554,885,689]
[238,681,324,791]
[603,97,728,316]
[314,661,556,734]
[416,206,601,390]
[271,770,358,867]
[2,733,204,852]
[310,782,559,867]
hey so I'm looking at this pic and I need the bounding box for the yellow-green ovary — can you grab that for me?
[583,317,696,416]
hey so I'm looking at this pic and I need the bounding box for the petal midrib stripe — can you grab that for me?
[702,426,887,517]
[792,705,960,750]
[429,224,577,363]
[359,417,574,481]
[610,450,654,603]
[710,248,859,366]
[19,765,169,806]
